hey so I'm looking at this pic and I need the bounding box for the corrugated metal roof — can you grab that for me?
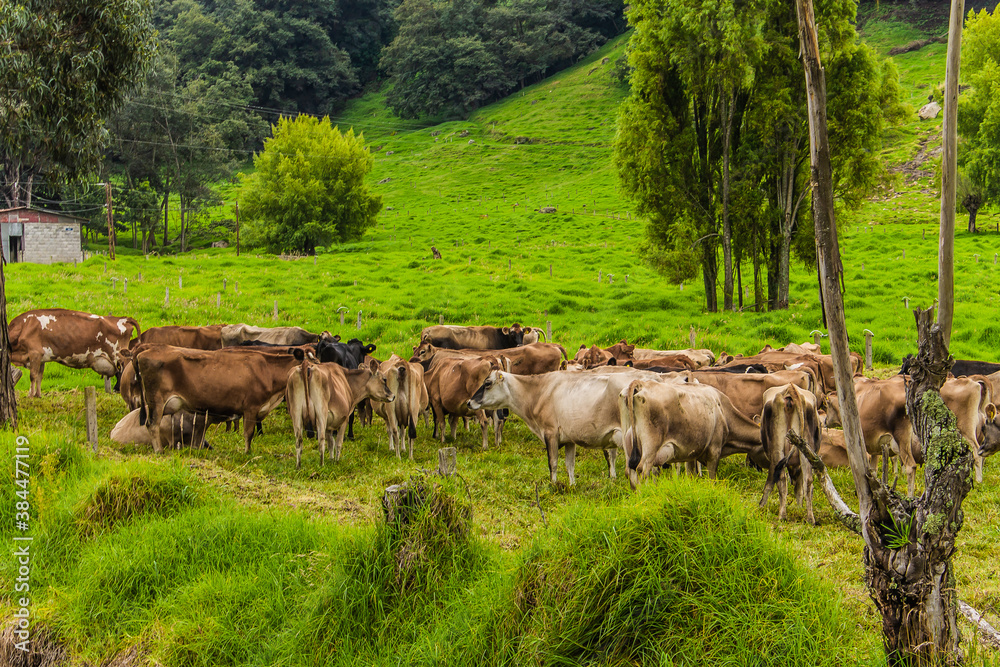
[0,206,89,223]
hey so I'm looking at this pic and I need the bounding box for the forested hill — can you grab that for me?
[150,0,627,118]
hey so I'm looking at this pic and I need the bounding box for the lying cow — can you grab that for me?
[221,323,329,347]
[286,360,394,467]
[135,345,305,454]
[758,383,821,524]
[632,347,715,368]
[372,355,428,459]
[111,408,216,451]
[10,308,140,397]
[619,379,762,490]
[420,324,526,349]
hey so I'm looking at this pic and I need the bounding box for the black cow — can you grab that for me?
[420,324,526,350]
[900,354,1000,377]
[695,364,769,375]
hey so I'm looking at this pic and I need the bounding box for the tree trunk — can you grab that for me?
[736,253,743,309]
[966,204,978,233]
[701,242,718,312]
[777,229,792,309]
[799,0,971,662]
[163,187,170,247]
[937,0,964,346]
[0,259,19,429]
[721,94,735,312]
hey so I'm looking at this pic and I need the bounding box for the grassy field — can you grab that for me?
[3,8,1000,665]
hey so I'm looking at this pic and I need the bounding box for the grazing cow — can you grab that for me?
[826,375,1000,494]
[632,347,715,368]
[758,383,822,524]
[419,324,526,350]
[422,355,507,449]
[372,355,429,459]
[111,408,215,451]
[467,370,687,484]
[899,354,1000,379]
[9,308,140,397]
[221,323,329,347]
[819,428,849,468]
[134,345,304,454]
[411,341,565,375]
[618,380,762,490]
[630,354,698,371]
[129,325,224,351]
[689,369,819,420]
[285,361,394,467]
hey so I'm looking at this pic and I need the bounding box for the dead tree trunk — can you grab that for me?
[0,259,18,429]
[798,0,974,661]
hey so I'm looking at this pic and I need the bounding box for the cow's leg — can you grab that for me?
[564,443,577,485]
[759,462,777,510]
[28,358,44,398]
[346,411,355,440]
[462,416,470,431]
[804,465,816,525]
[604,448,617,478]
[242,412,256,454]
[706,455,720,480]
[104,375,113,394]
[777,467,789,521]
[685,461,699,476]
[334,419,348,461]
[386,405,398,455]
[973,451,984,484]
[449,415,459,441]
[477,412,489,450]
[545,434,559,484]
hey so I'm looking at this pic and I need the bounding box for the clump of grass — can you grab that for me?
[470,478,853,665]
[74,470,201,538]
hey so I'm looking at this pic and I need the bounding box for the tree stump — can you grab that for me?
[438,447,457,476]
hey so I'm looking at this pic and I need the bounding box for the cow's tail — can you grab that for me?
[556,343,567,360]
[620,380,643,471]
[127,317,142,339]
[407,366,420,440]
[134,359,148,426]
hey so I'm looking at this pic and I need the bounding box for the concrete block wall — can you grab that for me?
[22,222,83,264]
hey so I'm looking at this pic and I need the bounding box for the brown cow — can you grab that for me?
[759,383,821,524]
[618,379,762,489]
[285,360,394,467]
[632,347,715,367]
[111,408,214,451]
[572,340,635,369]
[819,428,849,468]
[134,345,304,454]
[129,325,224,351]
[630,354,698,371]
[690,369,819,420]
[412,341,564,375]
[422,354,506,449]
[9,308,140,397]
[372,355,429,459]
[420,324,526,349]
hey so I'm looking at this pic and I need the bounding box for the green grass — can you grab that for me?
[4,14,1000,665]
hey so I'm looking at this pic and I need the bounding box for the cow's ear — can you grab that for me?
[365,344,377,354]
[988,403,997,421]
[292,348,305,361]
[608,357,617,366]
[624,360,633,367]
[368,358,379,373]
[753,413,762,426]
[501,327,510,334]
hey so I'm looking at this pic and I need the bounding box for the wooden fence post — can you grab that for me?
[546,320,552,341]
[863,329,875,371]
[273,301,278,320]
[689,326,696,348]
[439,314,444,325]
[549,264,552,277]
[357,311,363,329]
[216,293,220,309]
[84,386,98,452]
[179,274,182,289]
[124,278,127,295]
[164,287,169,308]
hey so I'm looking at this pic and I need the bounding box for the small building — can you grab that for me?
[0,207,85,264]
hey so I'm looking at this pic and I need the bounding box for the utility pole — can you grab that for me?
[105,182,115,260]
[235,201,240,257]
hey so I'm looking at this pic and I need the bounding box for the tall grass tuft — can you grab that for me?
[74,470,201,537]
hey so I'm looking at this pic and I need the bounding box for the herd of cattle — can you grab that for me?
[8,307,1000,523]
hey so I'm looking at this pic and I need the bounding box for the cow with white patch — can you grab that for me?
[9,308,140,397]
[618,379,762,489]
[758,383,821,524]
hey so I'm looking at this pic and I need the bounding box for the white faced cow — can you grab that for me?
[9,308,140,397]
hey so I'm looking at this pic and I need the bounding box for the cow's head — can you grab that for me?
[979,404,1000,458]
[822,392,841,428]
[412,341,437,364]
[468,371,507,411]
[365,368,395,404]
